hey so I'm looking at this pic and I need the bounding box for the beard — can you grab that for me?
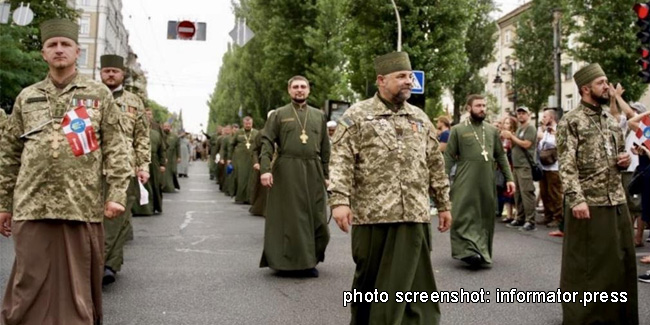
[292,97,306,104]
[393,88,411,104]
[590,88,609,105]
[470,110,486,122]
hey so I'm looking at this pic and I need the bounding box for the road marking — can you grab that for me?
[175,248,216,254]
[180,211,195,231]
[164,199,219,203]
[188,189,216,192]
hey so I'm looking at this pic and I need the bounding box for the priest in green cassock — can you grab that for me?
[249,111,274,216]
[228,117,258,204]
[133,109,167,216]
[216,125,231,189]
[259,76,330,277]
[444,94,515,267]
[223,124,238,196]
[161,123,180,193]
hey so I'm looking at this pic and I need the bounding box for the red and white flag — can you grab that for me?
[62,106,99,156]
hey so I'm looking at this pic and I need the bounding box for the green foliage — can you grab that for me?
[512,0,569,119]
[451,0,497,123]
[0,1,78,112]
[569,0,646,101]
[147,99,172,124]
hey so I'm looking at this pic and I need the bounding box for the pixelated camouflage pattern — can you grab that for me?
[113,88,151,174]
[328,94,451,225]
[557,102,626,208]
[0,74,131,223]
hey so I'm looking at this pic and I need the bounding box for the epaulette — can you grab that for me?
[339,116,355,128]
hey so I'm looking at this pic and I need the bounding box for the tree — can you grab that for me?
[512,0,570,121]
[450,0,497,124]
[570,0,646,101]
[343,0,475,120]
[0,1,78,112]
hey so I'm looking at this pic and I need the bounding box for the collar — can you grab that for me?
[38,71,84,94]
[372,93,412,117]
[112,85,124,94]
[291,102,308,110]
[580,100,604,116]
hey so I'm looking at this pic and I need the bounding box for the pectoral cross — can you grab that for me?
[481,149,488,162]
[246,142,251,149]
[300,130,309,144]
[605,142,613,156]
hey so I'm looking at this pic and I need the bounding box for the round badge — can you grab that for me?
[644,127,650,139]
[70,118,86,134]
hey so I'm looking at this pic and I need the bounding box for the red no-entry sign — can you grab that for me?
[177,20,196,39]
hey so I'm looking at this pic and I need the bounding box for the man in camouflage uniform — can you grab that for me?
[0,19,130,324]
[329,52,452,324]
[99,54,151,285]
[557,63,638,324]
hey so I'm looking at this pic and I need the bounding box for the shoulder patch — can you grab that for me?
[25,96,47,103]
[339,116,355,128]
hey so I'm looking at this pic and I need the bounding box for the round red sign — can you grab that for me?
[177,20,196,39]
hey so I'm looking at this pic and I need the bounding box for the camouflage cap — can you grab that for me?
[374,52,411,76]
[573,63,606,88]
[100,54,125,70]
[40,19,79,44]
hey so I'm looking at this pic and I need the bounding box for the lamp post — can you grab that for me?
[493,58,518,113]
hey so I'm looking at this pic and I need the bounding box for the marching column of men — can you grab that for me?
[0,17,646,325]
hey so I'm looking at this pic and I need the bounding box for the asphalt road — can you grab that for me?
[1,160,649,324]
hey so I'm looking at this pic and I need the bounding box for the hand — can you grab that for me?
[501,130,513,140]
[572,202,590,219]
[137,170,150,184]
[160,166,166,173]
[253,163,260,171]
[0,212,12,237]
[437,211,452,232]
[332,205,353,233]
[104,202,125,219]
[506,181,516,196]
[261,173,273,188]
[611,82,624,98]
[219,160,225,165]
[325,179,330,188]
[617,153,631,168]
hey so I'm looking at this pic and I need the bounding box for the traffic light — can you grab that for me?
[635,2,650,82]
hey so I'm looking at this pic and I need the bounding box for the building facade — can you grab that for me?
[71,0,130,80]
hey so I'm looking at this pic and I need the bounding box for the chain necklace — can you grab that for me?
[243,129,252,149]
[586,113,613,157]
[467,119,489,161]
[291,104,310,144]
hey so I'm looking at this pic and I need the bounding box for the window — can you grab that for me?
[79,17,90,36]
[566,98,573,111]
[78,47,88,67]
[564,63,573,81]
[76,0,90,6]
[505,30,511,44]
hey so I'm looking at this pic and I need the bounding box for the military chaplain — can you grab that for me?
[161,122,180,192]
[557,63,638,324]
[133,108,167,216]
[0,19,131,324]
[228,116,259,204]
[444,94,514,267]
[329,52,452,324]
[99,54,151,285]
[259,75,330,277]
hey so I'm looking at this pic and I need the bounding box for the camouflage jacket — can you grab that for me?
[557,101,626,208]
[328,94,451,225]
[0,73,131,223]
[113,87,150,175]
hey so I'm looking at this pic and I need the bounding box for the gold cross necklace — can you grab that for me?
[467,119,489,161]
[243,130,252,149]
[291,104,309,144]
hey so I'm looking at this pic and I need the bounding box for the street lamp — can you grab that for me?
[493,57,518,113]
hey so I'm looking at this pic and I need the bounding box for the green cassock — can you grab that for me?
[228,128,259,203]
[133,125,166,215]
[259,103,330,270]
[216,135,226,187]
[162,131,180,193]
[223,135,236,196]
[249,130,267,216]
[208,133,219,179]
[444,118,513,264]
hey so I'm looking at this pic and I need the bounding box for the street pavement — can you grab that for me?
[1,160,649,324]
